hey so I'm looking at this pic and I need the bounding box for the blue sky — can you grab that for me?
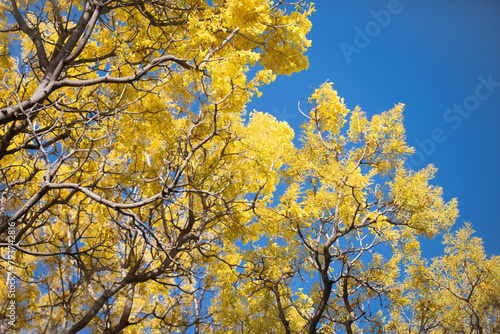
[248,0,500,258]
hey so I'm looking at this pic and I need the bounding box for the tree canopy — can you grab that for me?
[0,0,498,333]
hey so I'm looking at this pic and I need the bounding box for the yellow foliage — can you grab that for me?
[0,1,489,333]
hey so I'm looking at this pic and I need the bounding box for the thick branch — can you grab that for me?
[54,55,195,88]
[308,253,333,334]
[10,0,49,68]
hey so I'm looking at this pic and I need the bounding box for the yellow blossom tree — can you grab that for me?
[215,83,458,333]
[0,1,495,333]
[0,0,312,332]
[388,224,500,334]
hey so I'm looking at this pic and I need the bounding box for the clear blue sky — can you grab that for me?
[248,0,500,257]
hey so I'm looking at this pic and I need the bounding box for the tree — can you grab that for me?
[0,1,494,333]
[0,0,312,332]
[214,83,458,333]
[388,224,500,334]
